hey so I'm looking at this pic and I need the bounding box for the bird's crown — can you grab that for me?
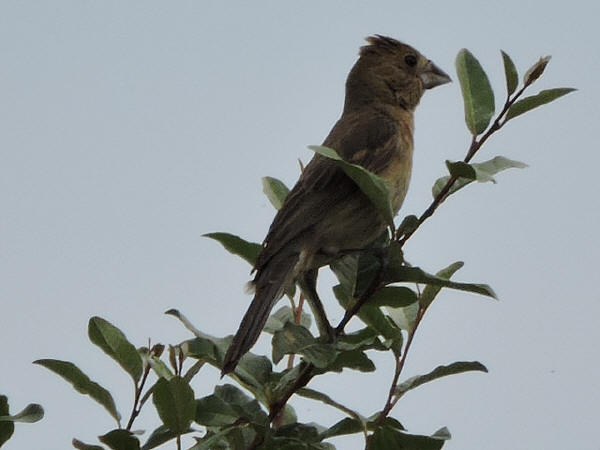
[360,35,414,57]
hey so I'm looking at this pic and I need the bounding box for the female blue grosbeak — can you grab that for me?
[222,36,451,374]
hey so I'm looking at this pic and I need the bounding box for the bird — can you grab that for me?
[222,35,451,375]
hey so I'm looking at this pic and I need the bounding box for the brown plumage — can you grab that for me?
[222,36,450,375]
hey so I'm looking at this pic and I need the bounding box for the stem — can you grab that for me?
[287,293,305,369]
[376,307,425,423]
[125,364,151,431]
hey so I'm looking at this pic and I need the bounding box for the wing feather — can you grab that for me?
[254,110,400,273]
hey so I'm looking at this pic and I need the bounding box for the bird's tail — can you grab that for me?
[221,252,298,375]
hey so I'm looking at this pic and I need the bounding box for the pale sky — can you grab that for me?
[1,1,598,449]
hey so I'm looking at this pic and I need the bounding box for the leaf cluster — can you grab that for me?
[18,48,574,450]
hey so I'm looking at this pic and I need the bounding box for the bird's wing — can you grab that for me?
[253,111,400,272]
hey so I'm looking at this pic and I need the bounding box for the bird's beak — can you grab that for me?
[419,60,452,89]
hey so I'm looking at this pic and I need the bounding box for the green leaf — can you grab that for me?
[72,438,105,450]
[203,232,262,266]
[358,306,403,353]
[184,328,270,403]
[262,176,290,210]
[271,364,305,400]
[523,55,551,86]
[351,252,381,299]
[501,50,518,96]
[297,388,365,424]
[455,49,495,135]
[330,254,359,298]
[88,317,143,384]
[0,403,44,423]
[264,439,334,450]
[420,262,464,309]
[148,355,174,380]
[446,160,495,183]
[386,301,419,332]
[169,310,272,395]
[321,417,364,439]
[369,416,405,431]
[211,384,268,426]
[368,426,446,450]
[266,423,338,448]
[336,327,384,352]
[183,332,271,401]
[505,88,576,121]
[0,396,14,446]
[326,349,375,373]
[332,285,403,354]
[195,394,239,426]
[384,265,497,299]
[472,155,528,174]
[34,359,121,425]
[99,429,140,450]
[369,286,418,309]
[188,428,232,450]
[432,156,528,198]
[280,404,298,427]
[182,336,219,363]
[271,322,336,368]
[141,425,194,450]
[166,309,219,341]
[396,214,419,239]
[330,250,384,301]
[308,145,395,228]
[152,376,196,434]
[395,361,488,397]
[229,352,273,404]
[264,306,312,334]
[431,427,452,440]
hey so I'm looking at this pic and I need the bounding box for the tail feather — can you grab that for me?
[221,253,297,375]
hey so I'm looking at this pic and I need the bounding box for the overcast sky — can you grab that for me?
[1,1,598,449]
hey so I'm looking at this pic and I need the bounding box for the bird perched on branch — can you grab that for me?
[222,35,451,375]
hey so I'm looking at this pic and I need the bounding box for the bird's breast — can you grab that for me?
[380,112,414,213]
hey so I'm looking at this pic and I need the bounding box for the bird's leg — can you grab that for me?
[298,269,335,342]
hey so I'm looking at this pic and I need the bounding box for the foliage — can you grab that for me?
[0,395,43,447]
[2,49,574,449]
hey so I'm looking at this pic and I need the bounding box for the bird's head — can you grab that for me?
[344,35,451,111]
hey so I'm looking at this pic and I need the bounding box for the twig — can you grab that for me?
[125,363,151,431]
[376,307,424,423]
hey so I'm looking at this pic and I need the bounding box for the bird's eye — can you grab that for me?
[404,54,417,67]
